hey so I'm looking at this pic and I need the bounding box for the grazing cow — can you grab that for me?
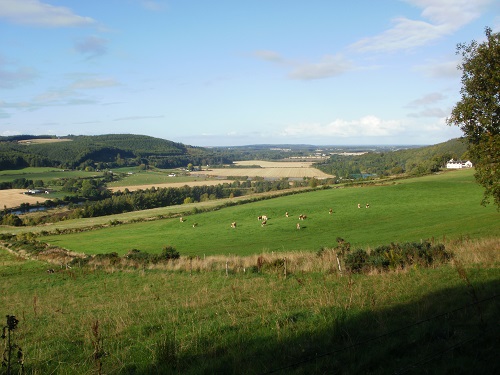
[261,220,267,227]
[192,223,198,228]
[329,208,333,214]
[366,203,370,208]
[180,217,185,222]
[47,269,55,274]
[296,223,301,230]
[285,211,289,217]
[299,214,307,220]
[357,203,361,209]
[231,222,237,228]
[258,215,262,220]
[262,215,268,221]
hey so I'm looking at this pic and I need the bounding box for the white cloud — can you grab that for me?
[0,0,96,27]
[351,0,493,53]
[253,50,285,63]
[281,116,404,138]
[407,107,448,118]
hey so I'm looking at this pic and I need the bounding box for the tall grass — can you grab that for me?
[1,237,498,373]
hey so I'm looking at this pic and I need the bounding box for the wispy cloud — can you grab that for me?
[114,115,164,121]
[74,35,108,58]
[254,51,354,80]
[414,59,460,78]
[0,0,96,27]
[281,116,403,138]
[70,78,120,90]
[406,92,445,107]
[350,0,492,53]
[0,56,37,88]
[288,54,354,80]
[139,0,167,12]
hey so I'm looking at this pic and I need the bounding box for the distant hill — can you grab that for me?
[314,138,469,178]
[0,134,195,170]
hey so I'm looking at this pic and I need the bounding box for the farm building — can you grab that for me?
[446,159,473,169]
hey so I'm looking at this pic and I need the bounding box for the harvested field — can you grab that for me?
[109,179,233,193]
[0,189,49,209]
[189,160,333,179]
[18,138,72,144]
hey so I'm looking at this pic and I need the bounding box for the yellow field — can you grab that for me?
[0,189,49,209]
[190,160,333,179]
[18,138,72,144]
[109,179,233,193]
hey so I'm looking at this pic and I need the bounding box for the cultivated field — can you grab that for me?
[109,179,233,193]
[190,160,333,179]
[0,189,49,209]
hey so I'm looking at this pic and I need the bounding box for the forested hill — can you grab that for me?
[0,134,210,170]
[314,138,469,178]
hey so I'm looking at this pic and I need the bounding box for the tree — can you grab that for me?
[447,27,500,208]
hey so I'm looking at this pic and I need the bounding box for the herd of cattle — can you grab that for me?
[178,203,370,230]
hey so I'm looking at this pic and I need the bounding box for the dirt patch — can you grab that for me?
[0,189,50,209]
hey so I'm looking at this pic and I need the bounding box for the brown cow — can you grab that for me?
[231,222,237,228]
[261,220,267,227]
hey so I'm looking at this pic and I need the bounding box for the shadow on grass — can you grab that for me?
[133,278,499,375]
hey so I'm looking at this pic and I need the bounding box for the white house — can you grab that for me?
[446,159,473,169]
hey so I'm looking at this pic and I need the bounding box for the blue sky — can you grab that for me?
[0,0,499,146]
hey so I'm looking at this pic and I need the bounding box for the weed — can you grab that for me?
[1,315,24,374]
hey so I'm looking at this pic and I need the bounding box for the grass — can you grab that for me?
[0,167,105,184]
[38,169,499,257]
[0,238,498,374]
[106,168,218,188]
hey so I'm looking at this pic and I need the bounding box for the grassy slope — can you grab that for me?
[0,242,498,374]
[40,169,499,256]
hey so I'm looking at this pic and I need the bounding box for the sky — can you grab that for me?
[0,0,499,147]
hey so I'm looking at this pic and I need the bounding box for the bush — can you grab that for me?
[159,246,180,261]
[345,248,369,273]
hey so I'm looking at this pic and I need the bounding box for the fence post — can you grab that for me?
[284,257,287,279]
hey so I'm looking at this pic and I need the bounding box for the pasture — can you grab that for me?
[0,167,104,183]
[39,169,499,257]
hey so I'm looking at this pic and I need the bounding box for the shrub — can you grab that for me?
[345,248,369,273]
[159,246,180,261]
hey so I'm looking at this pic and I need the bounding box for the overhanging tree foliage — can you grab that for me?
[447,27,500,208]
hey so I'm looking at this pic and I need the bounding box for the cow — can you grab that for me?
[285,211,289,217]
[231,222,237,228]
[261,215,268,221]
[366,203,370,208]
[258,215,262,220]
[261,220,267,227]
[329,208,333,214]
[296,223,301,230]
[180,217,185,222]
[357,203,361,209]
[299,214,307,220]
[192,223,198,228]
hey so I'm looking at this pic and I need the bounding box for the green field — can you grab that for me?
[106,168,214,188]
[1,169,499,374]
[40,169,499,256]
[0,167,104,184]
